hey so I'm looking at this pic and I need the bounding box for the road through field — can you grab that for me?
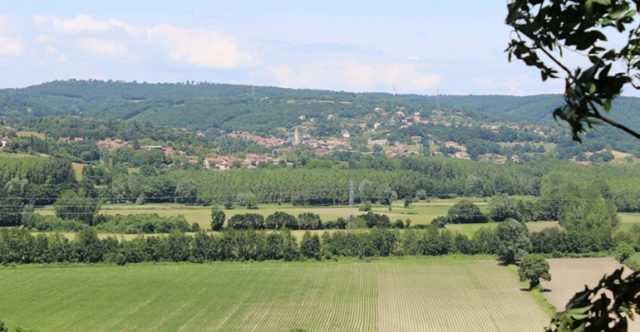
[0,258,550,331]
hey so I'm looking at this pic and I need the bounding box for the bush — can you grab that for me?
[54,190,100,225]
[431,216,448,228]
[614,242,636,263]
[22,214,87,232]
[447,200,487,224]
[359,201,372,212]
[210,208,225,231]
[300,231,321,260]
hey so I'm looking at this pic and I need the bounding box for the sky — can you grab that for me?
[0,0,568,95]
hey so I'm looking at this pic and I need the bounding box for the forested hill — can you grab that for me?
[0,80,638,133]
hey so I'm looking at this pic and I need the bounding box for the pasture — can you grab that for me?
[36,198,489,227]
[619,212,640,231]
[0,257,550,332]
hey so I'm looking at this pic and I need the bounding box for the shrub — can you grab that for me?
[447,200,487,224]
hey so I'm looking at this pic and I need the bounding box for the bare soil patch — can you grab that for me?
[541,257,639,330]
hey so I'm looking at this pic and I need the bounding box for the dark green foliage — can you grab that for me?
[95,214,190,234]
[22,214,86,232]
[0,195,24,227]
[614,242,636,263]
[54,190,99,225]
[393,219,405,229]
[496,219,531,264]
[0,320,6,332]
[446,200,487,224]
[265,211,297,230]
[228,213,264,230]
[507,0,640,140]
[489,196,536,222]
[300,232,321,260]
[74,228,103,263]
[297,212,322,230]
[431,216,448,228]
[175,178,198,204]
[359,212,390,228]
[518,254,551,289]
[0,155,75,205]
[210,208,225,231]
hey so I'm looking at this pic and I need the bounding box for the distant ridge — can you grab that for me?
[0,80,637,133]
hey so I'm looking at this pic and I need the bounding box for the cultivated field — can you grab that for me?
[541,258,640,330]
[0,257,550,331]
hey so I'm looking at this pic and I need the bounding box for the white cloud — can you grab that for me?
[32,14,257,69]
[147,24,255,69]
[78,38,129,58]
[0,15,23,56]
[472,73,539,95]
[266,60,440,93]
[0,35,22,56]
[49,14,111,34]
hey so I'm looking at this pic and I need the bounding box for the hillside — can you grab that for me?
[1,80,638,133]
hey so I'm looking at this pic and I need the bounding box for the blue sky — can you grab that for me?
[0,1,566,94]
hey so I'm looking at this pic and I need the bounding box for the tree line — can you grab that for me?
[2,219,637,265]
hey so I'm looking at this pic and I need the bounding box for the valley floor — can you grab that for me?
[0,257,550,332]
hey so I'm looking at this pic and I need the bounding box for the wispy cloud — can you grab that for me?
[32,14,257,69]
[266,60,440,93]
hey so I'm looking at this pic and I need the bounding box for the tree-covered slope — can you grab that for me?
[0,80,637,133]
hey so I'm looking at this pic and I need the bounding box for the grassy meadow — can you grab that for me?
[0,257,550,332]
[36,198,489,227]
[35,199,639,237]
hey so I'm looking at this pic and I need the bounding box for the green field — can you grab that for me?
[619,213,640,231]
[36,199,490,228]
[445,221,560,237]
[0,257,550,331]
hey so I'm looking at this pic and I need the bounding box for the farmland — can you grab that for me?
[36,199,481,226]
[0,257,550,332]
[541,258,640,331]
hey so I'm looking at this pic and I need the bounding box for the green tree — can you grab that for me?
[55,190,99,225]
[506,0,640,140]
[518,254,551,290]
[266,211,297,230]
[496,219,531,264]
[74,228,103,263]
[175,178,198,204]
[0,320,7,332]
[300,231,321,259]
[210,208,225,231]
[447,200,487,224]
[0,195,25,227]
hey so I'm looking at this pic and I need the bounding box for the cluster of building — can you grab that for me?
[95,138,185,156]
[229,131,287,148]
[58,137,85,143]
[203,153,290,170]
[96,138,129,150]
